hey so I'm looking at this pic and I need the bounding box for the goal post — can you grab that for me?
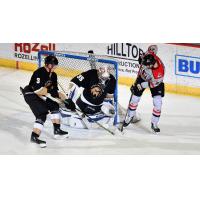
[38,50,119,125]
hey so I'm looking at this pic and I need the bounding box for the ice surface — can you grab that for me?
[1,67,200,154]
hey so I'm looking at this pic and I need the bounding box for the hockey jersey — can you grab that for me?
[71,69,116,106]
[29,67,59,98]
[139,51,165,88]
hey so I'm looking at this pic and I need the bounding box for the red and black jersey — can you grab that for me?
[138,51,165,88]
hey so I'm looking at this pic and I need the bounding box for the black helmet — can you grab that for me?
[142,54,156,66]
[45,55,58,66]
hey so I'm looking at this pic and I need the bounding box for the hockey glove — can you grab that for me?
[44,80,53,88]
[130,82,149,93]
[64,99,76,111]
[130,85,136,93]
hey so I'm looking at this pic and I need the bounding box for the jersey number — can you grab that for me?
[77,75,84,81]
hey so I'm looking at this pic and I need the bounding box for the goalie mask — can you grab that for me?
[97,65,111,81]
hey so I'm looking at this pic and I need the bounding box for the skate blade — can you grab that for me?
[151,129,160,135]
[54,134,69,140]
[40,143,47,148]
[31,141,47,148]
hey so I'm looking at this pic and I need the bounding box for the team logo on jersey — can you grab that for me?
[36,78,40,84]
[157,73,162,78]
[90,84,103,98]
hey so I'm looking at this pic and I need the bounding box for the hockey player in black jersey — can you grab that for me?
[21,55,71,148]
[63,64,116,128]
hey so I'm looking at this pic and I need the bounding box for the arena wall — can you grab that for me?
[0,43,200,97]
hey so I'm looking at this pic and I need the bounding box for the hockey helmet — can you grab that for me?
[148,45,158,55]
[97,65,111,81]
[142,54,156,66]
[45,55,58,66]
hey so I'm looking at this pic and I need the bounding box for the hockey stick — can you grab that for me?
[57,82,116,135]
[120,93,134,132]
[75,107,116,135]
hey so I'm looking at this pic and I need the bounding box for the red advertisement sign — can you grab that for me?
[14,43,56,62]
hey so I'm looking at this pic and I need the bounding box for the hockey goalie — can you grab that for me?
[60,64,117,129]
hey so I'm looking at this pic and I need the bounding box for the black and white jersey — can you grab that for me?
[71,69,116,106]
[29,67,59,98]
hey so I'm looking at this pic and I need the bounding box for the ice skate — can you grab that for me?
[54,128,69,139]
[123,115,134,127]
[151,123,160,134]
[31,135,47,148]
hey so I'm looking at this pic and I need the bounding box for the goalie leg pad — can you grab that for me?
[60,109,87,129]
[101,102,115,117]
[60,109,114,129]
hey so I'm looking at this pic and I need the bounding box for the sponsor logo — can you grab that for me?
[107,43,144,60]
[106,43,144,75]
[175,55,200,78]
[90,84,103,98]
[14,43,56,61]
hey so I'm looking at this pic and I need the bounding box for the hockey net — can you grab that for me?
[38,50,124,125]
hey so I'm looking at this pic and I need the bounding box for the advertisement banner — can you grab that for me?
[1,43,200,89]
[14,43,56,62]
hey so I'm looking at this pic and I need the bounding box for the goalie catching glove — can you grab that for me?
[64,99,76,111]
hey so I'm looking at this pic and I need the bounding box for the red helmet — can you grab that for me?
[148,45,158,55]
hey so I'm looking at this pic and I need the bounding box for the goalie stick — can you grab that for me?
[75,107,116,135]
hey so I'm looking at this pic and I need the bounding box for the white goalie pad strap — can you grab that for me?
[33,122,44,131]
[50,113,60,120]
